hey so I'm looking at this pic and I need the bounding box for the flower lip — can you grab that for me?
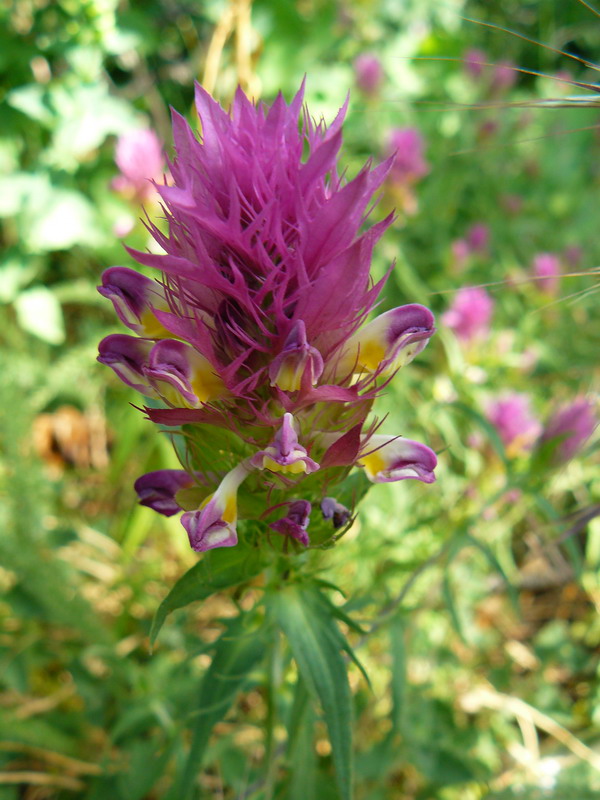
[250,413,319,475]
[181,461,251,552]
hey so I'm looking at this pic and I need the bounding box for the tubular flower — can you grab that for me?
[251,413,319,475]
[336,304,435,378]
[98,267,172,338]
[357,435,437,484]
[134,470,196,516]
[98,82,438,552]
[182,462,251,552]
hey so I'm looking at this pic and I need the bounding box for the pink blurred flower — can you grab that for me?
[466,223,489,254]
[541,398,596,463]
[532,252,561,294]
[486,393,542,454]
[442,286,494,343]
[491,60,517,92]
[387,127,428,184]
[354,53,384,95]
[463,48,488,80]
[112,128,166,202]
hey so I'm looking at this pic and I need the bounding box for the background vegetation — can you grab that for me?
[1,0,599,797]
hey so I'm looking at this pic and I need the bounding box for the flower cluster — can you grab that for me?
[98,83,437,553]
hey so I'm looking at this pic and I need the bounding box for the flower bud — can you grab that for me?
[270,500,311,546]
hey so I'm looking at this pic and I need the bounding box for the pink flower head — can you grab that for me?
[387,127,428,184]
[463,48,488,80]
[354,53,384,95]
[486,393,542,454]
[112,128,165,202]
[98,82,437,551]
[541,398,596,463]
[442,286,494,343]
[532,252,561,294]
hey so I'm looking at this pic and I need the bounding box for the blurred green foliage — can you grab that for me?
[1,0,599,797]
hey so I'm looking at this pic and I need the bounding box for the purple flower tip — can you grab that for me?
[269,320,324,391]
[134,469,195,516]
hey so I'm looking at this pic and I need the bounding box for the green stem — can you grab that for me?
[264,628,281,800]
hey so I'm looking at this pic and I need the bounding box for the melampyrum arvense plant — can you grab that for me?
[98,81,437,555]
[97,81,440,800]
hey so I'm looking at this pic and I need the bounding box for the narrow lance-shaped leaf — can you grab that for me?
[150,543,264,645]
[169,612,267,800]
[271,582,356,800]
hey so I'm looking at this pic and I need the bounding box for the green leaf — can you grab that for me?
[14,286,65,345]
[287,677,317,800]
[272,583,355,800]
[150,543,265,645]
[171,612,267,800]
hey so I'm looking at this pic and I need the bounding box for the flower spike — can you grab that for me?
[358,435,437,484]
[251,413,319,475]
[181,462,251,552]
